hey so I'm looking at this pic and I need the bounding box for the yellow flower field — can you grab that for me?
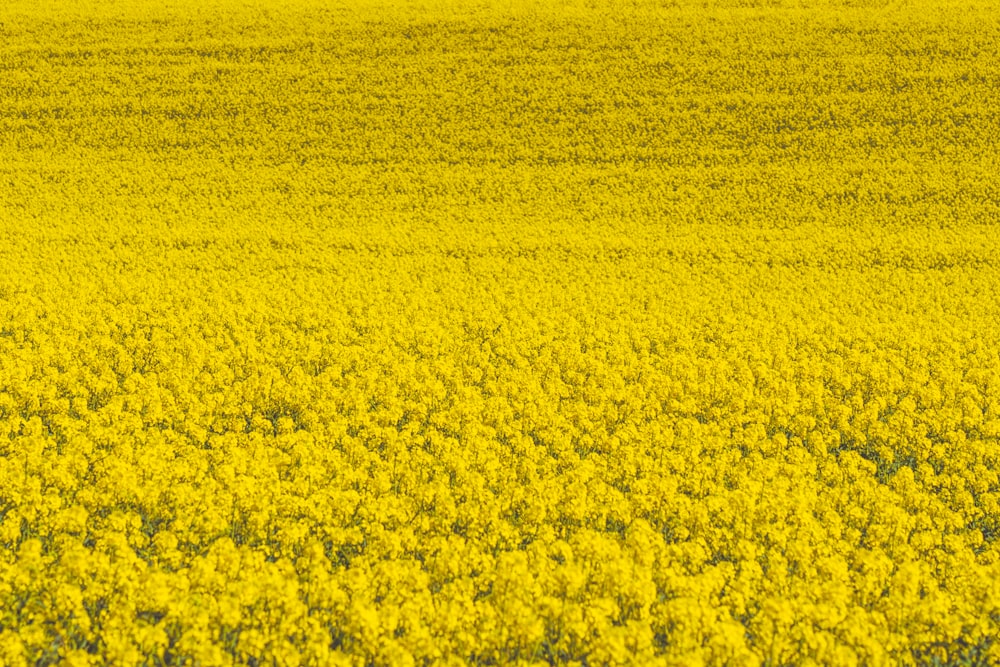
[1,0,999,664]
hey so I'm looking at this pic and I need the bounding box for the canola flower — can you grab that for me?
[1,0,999,664]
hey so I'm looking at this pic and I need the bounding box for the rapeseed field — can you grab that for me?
[1,0,999,664]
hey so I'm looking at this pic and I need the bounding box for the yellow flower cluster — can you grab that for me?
[2,0,999,664]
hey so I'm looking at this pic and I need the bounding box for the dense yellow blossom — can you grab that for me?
[1,0,999,664]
